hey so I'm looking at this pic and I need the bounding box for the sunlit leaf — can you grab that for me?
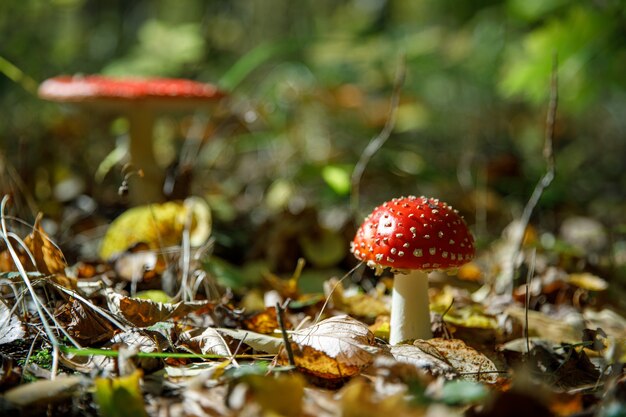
[94,370,148,417]
[321,165,351,195]
[217,328,283,354]
[286,315,378,379]
[105,289,211,327]
[99,197,211,260]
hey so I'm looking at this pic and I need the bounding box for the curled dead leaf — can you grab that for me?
[0,213,67,275]
[104,288,211,327]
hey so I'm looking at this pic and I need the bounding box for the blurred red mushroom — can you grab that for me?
[38,75,227,203]
[351,195,475,344]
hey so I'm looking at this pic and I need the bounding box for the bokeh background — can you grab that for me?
[1,0,625,291]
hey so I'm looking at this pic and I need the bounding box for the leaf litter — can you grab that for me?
[0,66,626,417]
[0,183,625,416]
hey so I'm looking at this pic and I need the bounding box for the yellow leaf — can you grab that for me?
[243,373,305,417]
[94,370,148,417]
[99,197,211,260]
[340,378,422,417]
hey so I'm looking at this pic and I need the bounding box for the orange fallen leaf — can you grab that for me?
[0,213,67,275]
[284,315,378,379]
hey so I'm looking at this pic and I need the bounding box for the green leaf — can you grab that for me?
[441,380,489,405]
[321,165,351,196]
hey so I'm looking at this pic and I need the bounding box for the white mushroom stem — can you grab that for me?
[128,108,164,204]
[389,269,432,344]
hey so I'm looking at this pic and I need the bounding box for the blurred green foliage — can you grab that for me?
[0,0,625,244]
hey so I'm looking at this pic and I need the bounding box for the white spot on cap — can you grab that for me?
[429,247,436,255]
[413,248,423,257]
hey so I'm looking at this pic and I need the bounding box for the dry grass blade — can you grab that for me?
[0,195,61,376]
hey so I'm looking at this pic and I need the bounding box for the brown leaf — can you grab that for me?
[415,338,499,383]
[244,306,287,334]
[104,288,210,327]
[55,298,115,344]
[23,214,67,275]
[286,315,378,379]
[0,214,67,275]
[390,338,499,383]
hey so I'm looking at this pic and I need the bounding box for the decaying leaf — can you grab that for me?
[55,298,115,344]
[187,327,232,356]
[217,328,283,354]
[99,197,211,260]
[506,305,584,344]
[286,315,378,379]
[0,213,67,275]
[113,246,165,283]
[244,306,286,334]
[0,300,26,345]
[389,343,457,380]
[104,288,211,327]
[325,278,389,320]
[2,375,85,408]
[418,339,499,383]
[390,338,499,383]
[230,373,305,417]
[339,377,423,417]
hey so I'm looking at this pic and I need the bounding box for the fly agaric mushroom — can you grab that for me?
[351,195,475,344]
[38,75,226,203]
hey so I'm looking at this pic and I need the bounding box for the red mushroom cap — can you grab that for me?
[351,196,475,272]
[38,75,226,104]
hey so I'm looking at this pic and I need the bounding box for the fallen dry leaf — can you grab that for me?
[104,288,211,327]
[390,338,499,383]
[417,339,499,383]
[231,373,306,417]
[340,377,423,417]
[187,327,232,356]
[325,278,389,320]
[286,315,378,379]
[0,213,67,275]
[217,327,283,354]
[55,298,115,344]
[99,197,211,260]
[0,300,26,345]
[244,306,286,334]
[2,375,85,408]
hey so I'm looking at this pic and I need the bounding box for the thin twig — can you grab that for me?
[276,302,296,368]
[351,54,406,217]
[496,54,558,295]
[524,248,536,355]
[314,263,361,324]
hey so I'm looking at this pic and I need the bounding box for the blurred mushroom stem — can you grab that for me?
[128,108,164,204]
[390,270,432,344]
